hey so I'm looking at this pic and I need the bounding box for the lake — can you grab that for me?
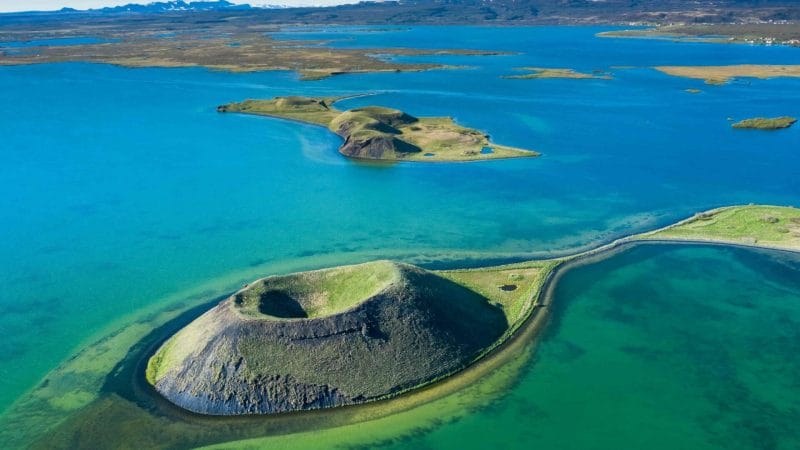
[0,25,799,448]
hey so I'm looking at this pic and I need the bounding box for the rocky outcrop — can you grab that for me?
[329,107,422,159]
[148,262,507,415]
[339,133,421,159]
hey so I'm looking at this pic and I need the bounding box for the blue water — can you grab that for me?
[0,25,799,420]
[0,36,117,47]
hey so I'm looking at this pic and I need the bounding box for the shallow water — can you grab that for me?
[1,25,800,447]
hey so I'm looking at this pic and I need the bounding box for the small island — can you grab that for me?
[146,204,800,416]
[218,96,538,161]
[503,67,611,80]
[653,65,800,85]
[731,116,797,130]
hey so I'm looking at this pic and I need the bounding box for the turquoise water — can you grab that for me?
[0,25,799,442]
[381,244,800,450]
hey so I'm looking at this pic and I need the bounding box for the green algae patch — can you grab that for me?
[46,389,94,412]
[636,205,800,251]
[732,116,797,130]
[218,96,538,162]
[503,67,612,80]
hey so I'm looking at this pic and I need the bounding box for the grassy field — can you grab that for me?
[637,205,800,251]
[732,117,797,130]
[438,260,556,326]
[654,65,800,84]
[219,96,538,162]
[503,67,612,80]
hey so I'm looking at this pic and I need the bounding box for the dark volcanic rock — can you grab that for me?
[339,134,421,159]
[329,107,422,160]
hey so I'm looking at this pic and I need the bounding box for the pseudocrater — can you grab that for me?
[146,260,518,415]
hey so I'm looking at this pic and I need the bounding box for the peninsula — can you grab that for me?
[147,204,800,416]
[217,96,537,161]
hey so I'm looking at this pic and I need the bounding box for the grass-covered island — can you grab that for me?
[732,117,797,130]
[146,204,799,416]
[217,96,538,161]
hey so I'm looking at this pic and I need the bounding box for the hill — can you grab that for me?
[146,261,527,415]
